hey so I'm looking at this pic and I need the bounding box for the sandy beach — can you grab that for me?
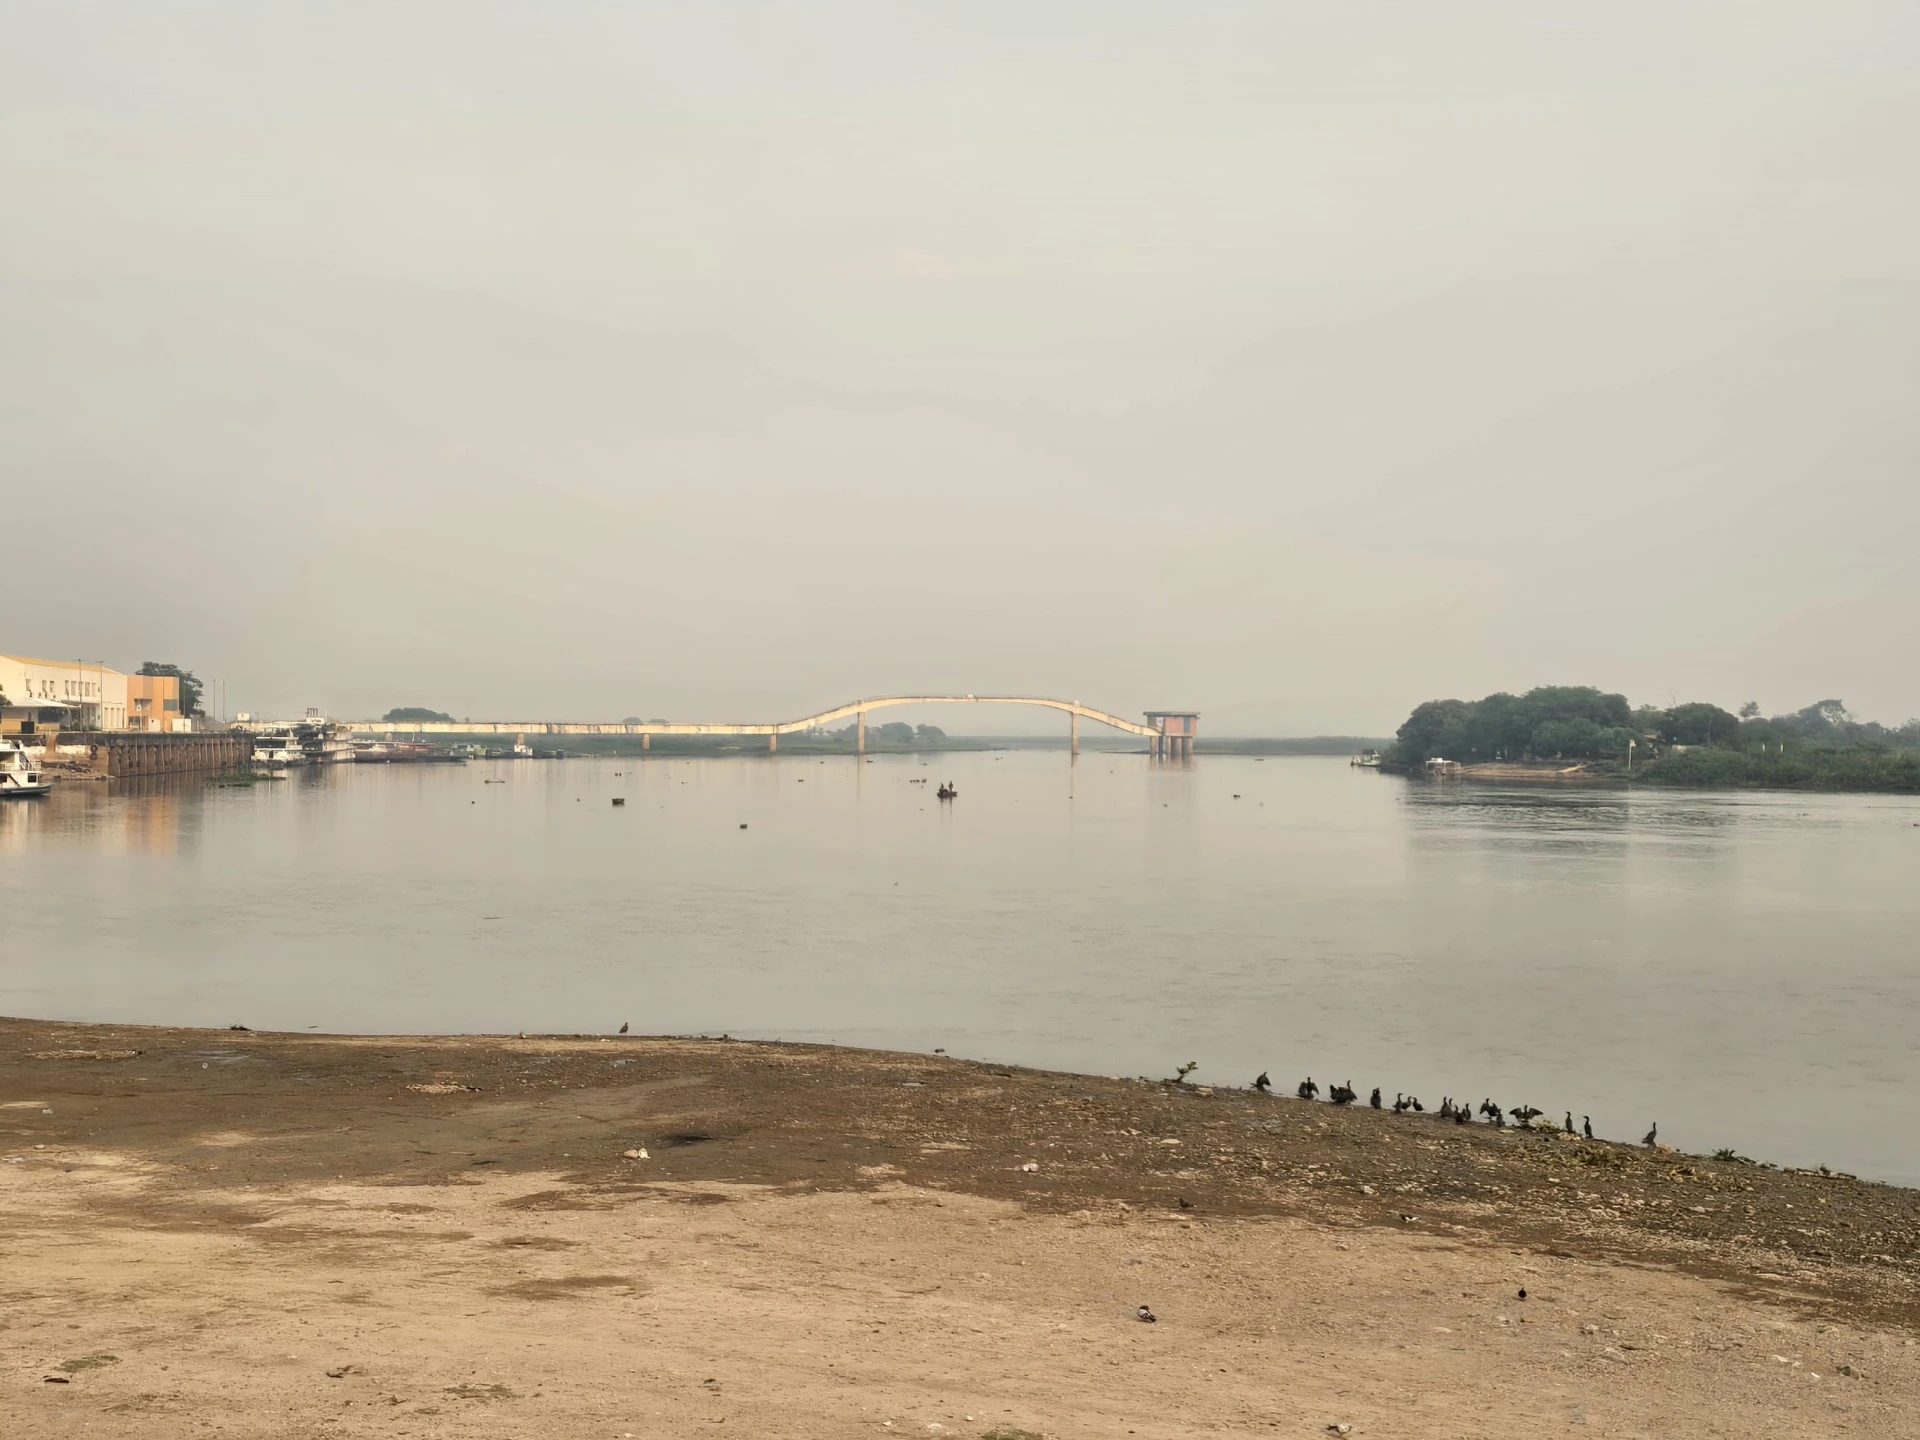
[3,1018,1916,1438]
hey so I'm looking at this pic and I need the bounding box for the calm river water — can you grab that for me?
[3,752,1916,1184]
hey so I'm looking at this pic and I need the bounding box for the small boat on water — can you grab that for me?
[1351,749,1382,768]
[0,738,52,798]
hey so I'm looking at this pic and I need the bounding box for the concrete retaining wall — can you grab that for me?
[44,732,253,778]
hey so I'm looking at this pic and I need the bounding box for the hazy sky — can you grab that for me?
[4,2,1916,733]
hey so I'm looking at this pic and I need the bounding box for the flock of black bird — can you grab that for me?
[1251,1071,1656,1147]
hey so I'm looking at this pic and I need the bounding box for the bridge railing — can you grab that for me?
[340,695,1162,738]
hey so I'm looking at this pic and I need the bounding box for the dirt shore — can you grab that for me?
[3,1019,1916,1437]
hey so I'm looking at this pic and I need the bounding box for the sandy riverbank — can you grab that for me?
[3,1019,1916,1437]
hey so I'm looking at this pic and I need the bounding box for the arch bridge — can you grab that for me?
[344,696,1200,757]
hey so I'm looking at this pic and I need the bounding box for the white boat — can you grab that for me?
[0,738,52,797]
[1350,749,1382,768]
[250,712,355,768]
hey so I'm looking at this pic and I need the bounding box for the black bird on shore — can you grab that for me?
[1331,1081,1356,1105]
[1564,1112,1575,1135]
[1438,1098,1453,1119]
[1392,1093,1410,1114]
[1254,1071,1271,1093]
[1298,1076,1319,1100]
[1643,1122,1659,1147]
[618,1022,629,1035]
[1583,1116,1593,1140]
[1478,1099,1498,1121]
[1453,1105,1470,1126]
[1369,1087,1382,1109]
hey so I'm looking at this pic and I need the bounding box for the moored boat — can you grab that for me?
[250,712,355,769]
[0,737,52,797]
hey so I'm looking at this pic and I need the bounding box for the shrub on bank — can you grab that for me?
[1636,747,1920,793]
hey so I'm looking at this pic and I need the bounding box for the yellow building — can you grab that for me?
[0,654,130,734]
[126,672,186,732]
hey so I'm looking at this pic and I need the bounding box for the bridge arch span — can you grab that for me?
[342,696,1194,754]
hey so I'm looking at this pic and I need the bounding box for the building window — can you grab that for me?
[164,699,179,711]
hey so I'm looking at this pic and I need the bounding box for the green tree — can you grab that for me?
[876,721,916,744]
[138,662,204,717]
[384,707,455,723]
[1533,717,1602,757]
[1656,702,1743,747]
[1391,698,1472,763]
[913,724,947,744]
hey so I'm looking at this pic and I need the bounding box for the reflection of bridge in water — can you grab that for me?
[344,696,1201,758]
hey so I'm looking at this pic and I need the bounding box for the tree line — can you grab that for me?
[1390,687,1920,766]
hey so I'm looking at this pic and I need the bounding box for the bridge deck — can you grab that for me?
[341,696,1159,738]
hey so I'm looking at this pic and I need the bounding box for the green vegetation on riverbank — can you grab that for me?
[1634,745,1920,792]
[1388,689,1920,793]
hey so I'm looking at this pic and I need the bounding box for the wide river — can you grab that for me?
[4,751,1916,1184]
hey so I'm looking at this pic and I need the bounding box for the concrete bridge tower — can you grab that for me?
[1145,711,1199,760]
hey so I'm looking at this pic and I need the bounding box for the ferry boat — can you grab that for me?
[249,712,355,768]
[1350,749,1382,768]
[0,738,52,797]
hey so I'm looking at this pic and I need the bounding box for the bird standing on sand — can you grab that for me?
[1369,1087,1382,1109]
[1564,1112,1575,1135]
[1254,1071,1271,1093]
[1583,1116,1593,1140]
[1643,1122,1658,1148]
[1135,1304,1157,1323]
[619,1022,629,1035]
[1298,1077,1319,1100]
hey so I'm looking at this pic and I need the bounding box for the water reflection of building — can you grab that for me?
[0,773,194,858]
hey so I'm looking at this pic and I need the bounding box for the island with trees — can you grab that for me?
[1385,686,1920,792]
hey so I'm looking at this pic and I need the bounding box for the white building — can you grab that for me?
[0,654,129,734]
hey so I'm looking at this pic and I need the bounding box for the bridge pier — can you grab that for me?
[857,711,865,755]
[642,734,650,751]
[768,733,777,754]
[1147,711,1199,762]
[1070,711,1078,757]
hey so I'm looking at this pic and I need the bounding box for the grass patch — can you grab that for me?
[58,1355,120,1373]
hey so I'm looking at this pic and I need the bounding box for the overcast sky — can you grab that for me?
[4,2,1916,733]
